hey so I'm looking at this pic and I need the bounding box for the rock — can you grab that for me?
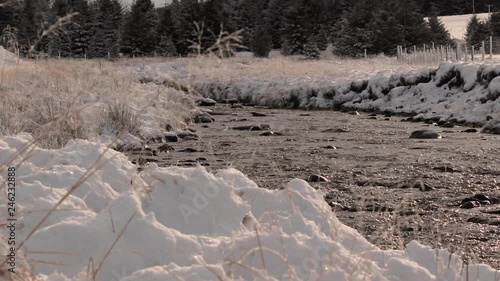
[221,99,239,104]
[307,174,329,182]
[462,128,478,133]
[132,157,149,166]
[251,112,267,117]
[324,145,337,149]
[157,144,174,153]
[194,112,215,123]
[369,117,377,120]
[233,124,271,131]
[412,180,434,191]
[164,132,179,142]
[179,148,204,153]
[424,115,443,123]
[459,201,481,209]
[433,164,461,173]
[368,113,377,117]
[467,217,490,224]
[231,104,244,109]
[411,115,425,122]
[259,131,283,136]
[409,129,441,139]
[201,125,210,128]
[322,128,349,133]
[176,131,199,140]
[440,122,455,128]
[195,97,217,106]
[489,220,500,226]
[349,111,360,115]
[384,118,391,121]
[299,113,311,116]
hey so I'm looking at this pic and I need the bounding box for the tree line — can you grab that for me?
[0,0,454,59]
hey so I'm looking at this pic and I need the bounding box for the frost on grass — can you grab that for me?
[0,137,498,281]
[143,60,500,129]
[0,50,197,149]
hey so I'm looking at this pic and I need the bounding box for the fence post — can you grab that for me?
[482,41,485,60]
[490,36,493,59]
[471,45,474,61]
[364,49,367,59]
[456,43,460,60]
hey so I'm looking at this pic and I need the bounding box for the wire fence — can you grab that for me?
[396,37,500,65]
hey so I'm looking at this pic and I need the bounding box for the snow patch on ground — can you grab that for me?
[0,136,497,281]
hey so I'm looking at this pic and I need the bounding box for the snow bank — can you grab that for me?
[0,136,498,281]
[189,62,500,129]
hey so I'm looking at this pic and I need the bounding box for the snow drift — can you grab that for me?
[0,134,498,281]
[190,62,500,131]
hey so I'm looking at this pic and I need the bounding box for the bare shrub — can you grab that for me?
[99,102,143,137]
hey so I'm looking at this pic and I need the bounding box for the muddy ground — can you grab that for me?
[128,104,500,269]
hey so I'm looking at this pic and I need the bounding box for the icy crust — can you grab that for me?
[194,62,500,127]
[0,136,498,281]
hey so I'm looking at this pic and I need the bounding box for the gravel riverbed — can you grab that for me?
[128,104,500,269]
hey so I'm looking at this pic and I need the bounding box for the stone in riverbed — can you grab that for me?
[440,122,455,128]
[307,174,329,182]
[259,131,283,136]
[409,129,441,139]
[233,124,271,131]
[195,97,217,106]
[462,128,478,133]
[179,148,204,153]
[193,112,215,123]
[164,132,179,142]
[322,128,349,133]
[251,112,267,117]
[157,144,174,153]
[176,131,199,140]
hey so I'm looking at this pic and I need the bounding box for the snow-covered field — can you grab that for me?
[1,48,500,280]
[438,13,490,40]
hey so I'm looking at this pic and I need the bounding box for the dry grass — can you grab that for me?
[134,51,440,85]
[0,55,196,148]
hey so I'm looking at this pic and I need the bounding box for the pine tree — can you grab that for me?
[121,0,158,56]
[157,35,177,56]
[396,0,430,47]
[250,24,272,57]
[48,0,93,57]
[263,0,285,49]
[427,13,454,46]
[465,14,489,48]
[156,5,177,55]
[332,0,378,57]
[170,0,203,55]
[368,2,404,56]
[0,0,21,51]
[88,0,122,58]
[280,0,309,55]
[304,37,320,59]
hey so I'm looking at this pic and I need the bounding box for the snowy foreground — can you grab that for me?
[1,134,498,281]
